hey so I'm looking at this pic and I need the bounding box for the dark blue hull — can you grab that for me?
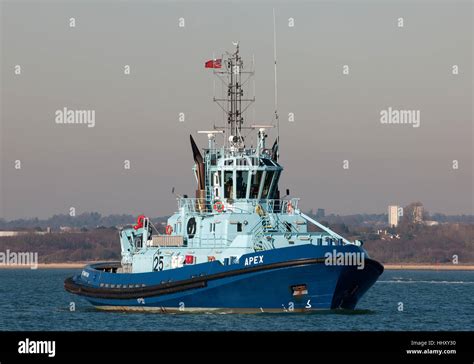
[65,245,383,312]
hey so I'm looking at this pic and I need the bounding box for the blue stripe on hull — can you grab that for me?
[87,263,339,310]
[67,244,383,312]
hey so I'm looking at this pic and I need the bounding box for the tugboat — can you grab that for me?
[65,44,383,312]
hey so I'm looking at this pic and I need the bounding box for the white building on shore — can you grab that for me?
[388,205,399,227]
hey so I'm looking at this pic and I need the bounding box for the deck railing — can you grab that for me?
[177,198,300,214]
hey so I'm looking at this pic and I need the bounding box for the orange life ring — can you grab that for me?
[213,201,224,213]
[165,225,173,235]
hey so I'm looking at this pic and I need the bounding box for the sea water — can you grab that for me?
[0,269,472,331]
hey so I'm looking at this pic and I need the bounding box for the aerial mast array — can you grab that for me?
[213,43,255,149]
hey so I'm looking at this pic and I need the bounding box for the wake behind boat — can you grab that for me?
[64,44,383,313]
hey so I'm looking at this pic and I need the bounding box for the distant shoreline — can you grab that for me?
[0,262,88,269]
[383,264,474,271]
[0,262,474,270]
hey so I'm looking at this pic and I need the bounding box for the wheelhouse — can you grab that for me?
[202,152,282,202]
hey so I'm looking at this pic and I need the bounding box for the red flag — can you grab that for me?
[205,59,222,69]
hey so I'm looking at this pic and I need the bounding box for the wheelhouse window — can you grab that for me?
[261,171,274,199]
[249,171,263,198]
[269,171,280,198]
[260,159,275,166]
[224,171,233,199]
[236,171,249,198]
[236,158,247,166]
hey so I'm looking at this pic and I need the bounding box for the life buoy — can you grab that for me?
[213,201,224,213]
[165,225,173,235]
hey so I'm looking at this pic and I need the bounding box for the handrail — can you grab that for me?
[176,198,300,214]
[271,212,299,233]
[297,211,353,245]
[192,234,233,249]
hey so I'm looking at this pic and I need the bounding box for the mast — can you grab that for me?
[213,43,255,149]
[229,44,242,139]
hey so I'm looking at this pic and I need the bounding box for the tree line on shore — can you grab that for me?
[0,221,472,264]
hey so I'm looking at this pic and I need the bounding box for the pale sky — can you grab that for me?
[1,0,472,219]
